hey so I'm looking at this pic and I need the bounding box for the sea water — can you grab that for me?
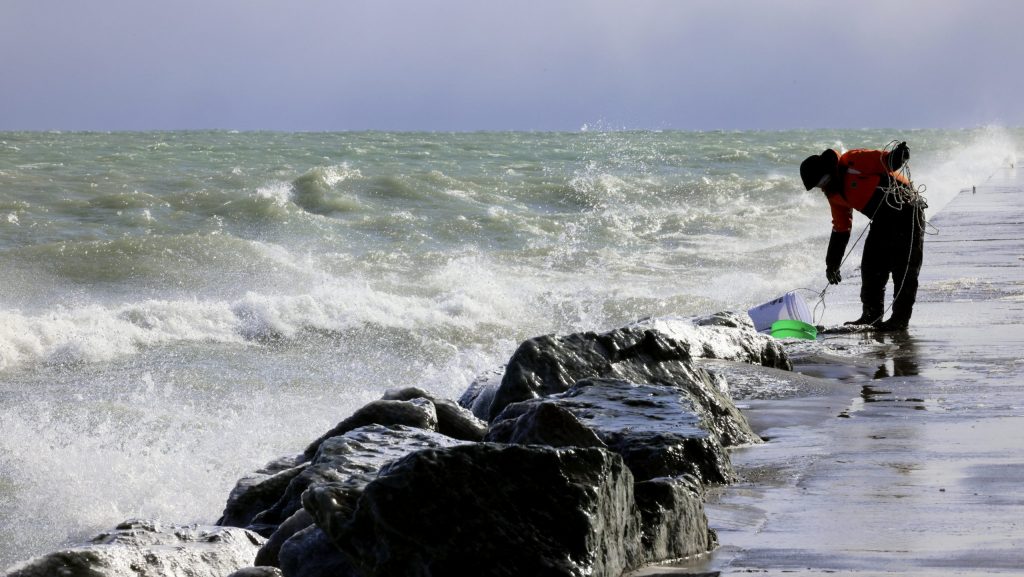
[0,127,1018,568]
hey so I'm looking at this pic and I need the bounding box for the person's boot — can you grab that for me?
[875,317,909,332]
[844,307,883,327]
[876,307,912,332]
[877,292,915,331]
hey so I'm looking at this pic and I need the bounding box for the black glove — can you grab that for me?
[826,230,850,271]
[826,267,842,285]
[888,141,909,171]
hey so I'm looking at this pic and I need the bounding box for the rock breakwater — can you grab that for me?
[3,312,789,577]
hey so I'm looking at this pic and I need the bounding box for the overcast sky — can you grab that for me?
[2,1,1022,131]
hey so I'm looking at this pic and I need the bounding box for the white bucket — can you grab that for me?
[747,292,814,333]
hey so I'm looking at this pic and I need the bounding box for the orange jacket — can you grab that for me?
[825,149,910,232]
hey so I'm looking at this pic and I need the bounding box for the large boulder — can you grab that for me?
[249,425,469,546]
[207,317,779,577]
[302,397,439,459]
[277,525,359,577]
[219,454,309,531]
[463,314,790,422]
[2,520,263,577]
[489,377,757,484]
[633,311,791,370]
[634,475,716,562]
[219,390,475,538]
[485,327,699,421]
[253,509,314,568]
[458,367,504,420]
[380,387,489,442]
[483,401,606,448]
[308,443,645,577]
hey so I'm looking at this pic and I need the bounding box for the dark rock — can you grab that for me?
[459,367,504,420]
[633,313,791,370]
[226,567,285,577]
[253,509,314,568]
[486,327,695,420]
[219,456,309,531]
[381,387,489,441]
[571,375,756,449]
[3,519,263,577]
[207,313,780,577]
[473,315,789,423]
[303,398,438,459]
[313,443,644,577]
[565,373,732,481]
[277,525,359,577]
[607,429,730,485]
[252,425,468,539]
[490,377,754,484]
[222,387,478,540]
[691,310,751,328]
[484,401,606,448]
[634,475,716,562]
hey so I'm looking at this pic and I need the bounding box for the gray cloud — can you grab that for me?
[2,0,1021,130]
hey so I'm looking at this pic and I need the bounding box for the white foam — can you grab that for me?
[255,181,293,206]
[321,164,362,187]
[0,372,339,568]
[0,302,243,371]
[0,253,540,373]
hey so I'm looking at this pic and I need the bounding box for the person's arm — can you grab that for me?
[885,141,910,171]
[826,230,849,284]
[826,198,852,284]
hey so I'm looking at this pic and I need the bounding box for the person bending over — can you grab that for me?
[799,142,925,331]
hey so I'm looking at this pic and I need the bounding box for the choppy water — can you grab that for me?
[0,127,1018,568]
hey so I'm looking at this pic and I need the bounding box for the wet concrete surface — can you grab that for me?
[631,168,1024,575]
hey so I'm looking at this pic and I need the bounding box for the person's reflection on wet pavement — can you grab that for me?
[870,331,920,379]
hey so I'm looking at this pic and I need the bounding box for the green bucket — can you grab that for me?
[770,319,817,340]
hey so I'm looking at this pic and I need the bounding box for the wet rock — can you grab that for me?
[484,401,606,448]
[242,425,468,572]
[3,519,263,577]
[634,312,791,370]
[252,425,467,537]
[253,509,314,568]
[485,326,700,420]
[490,377,755,484]
[277,525,359,577]
[634,475,716,562]
[692,310,752,329]
[303,397,438,459]
[576,375,757,449]
[608,430,730,485]
[226,567,284,577]
[560,378,738,483]
[380,386,489,441]
[219,455,309,531]
[207,314,779,576]
[221,386,481,538]
[313,443,644,577]
[468,314,790,422]
[459,367,504,420]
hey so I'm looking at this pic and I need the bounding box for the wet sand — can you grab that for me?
[634,167,1024,576]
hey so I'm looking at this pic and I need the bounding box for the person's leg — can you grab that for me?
[881,205,925,330]
[849,223,888,326]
